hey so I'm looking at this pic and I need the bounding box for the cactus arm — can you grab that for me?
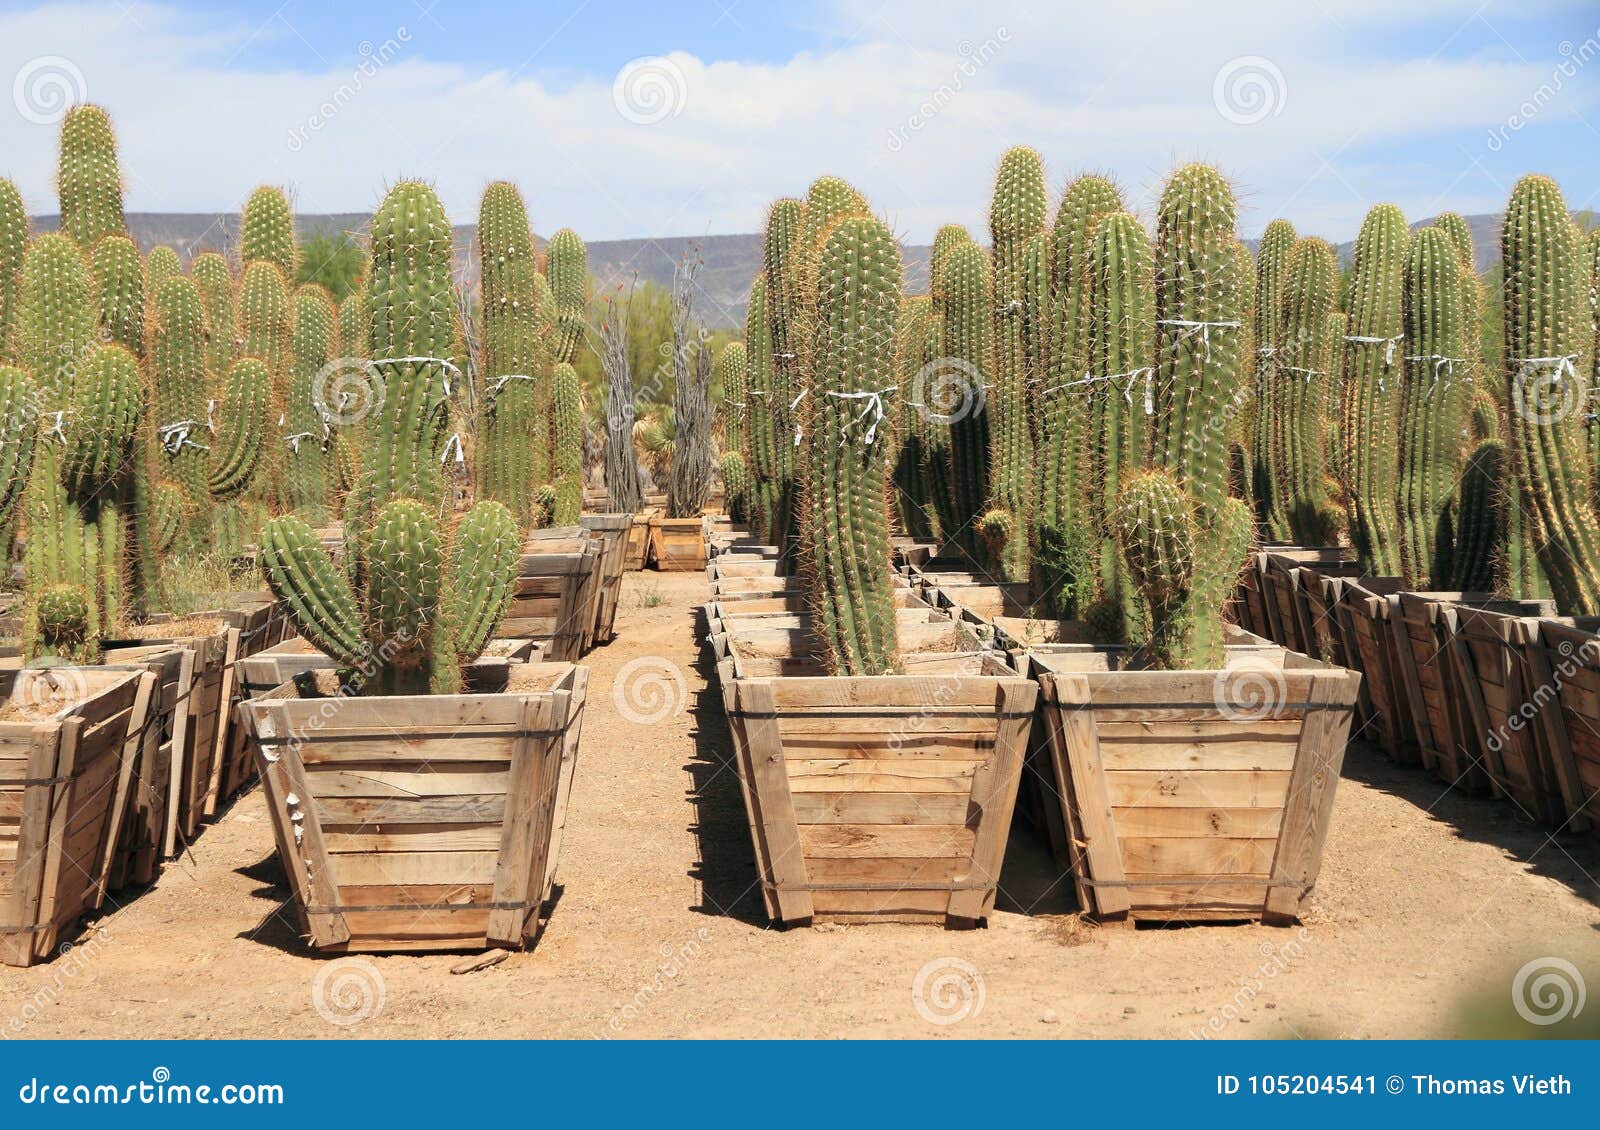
[260,514,366,667]
[448,500,520,662]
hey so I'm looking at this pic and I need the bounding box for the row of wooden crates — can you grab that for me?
[1240,547,1599,836]
[0,597,291,966]
[704,531,1361,930]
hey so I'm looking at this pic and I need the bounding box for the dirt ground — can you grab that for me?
[6,569,1599,1040]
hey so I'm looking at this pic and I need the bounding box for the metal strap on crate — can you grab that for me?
[303,899,540,915]
[762,880,993,893]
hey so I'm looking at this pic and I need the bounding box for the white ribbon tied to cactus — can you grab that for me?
[825,387,896,447]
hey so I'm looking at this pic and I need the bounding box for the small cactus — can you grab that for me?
[239,186,298,281]
[145,245,182,287]
[551,361,583,526]
[190,252,237,381]
[545,228,587,366]
[716,341,749,524]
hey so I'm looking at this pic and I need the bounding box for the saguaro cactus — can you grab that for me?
[1270,237,1341,544]
[801,214,903,676]
[146,275,212,546]
[240,186,298,282]
[761,197,806,558]
[1397,227,1467,588]
[716,341,749,525]
[284,284,338,524]
[1251,219,1296,537]
[982,146,1046,580]
[939,239,992,555]
[1502,175,1600,612]
[91,234,145,356]
[190,252,237,381]
[477,182,549,528]
[891,295,937,540]
[145,245,182,287]
[0,179,28,362]
[261,182,519,696]
[57,105,124,249]
[1339,204,1408,576]
[744,272,779,541]
[551,361,584,526]
[546,228,588,366]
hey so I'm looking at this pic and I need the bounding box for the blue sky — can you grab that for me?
[0,0,1595,241]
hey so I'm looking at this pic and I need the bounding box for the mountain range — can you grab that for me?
[31,210,1597,331]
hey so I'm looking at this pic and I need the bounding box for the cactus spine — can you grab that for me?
[1502,175,1600,612]
[476,182,547,529]
[551,361,583,526]
[262,182,519,696]
[1339,204,1407,576]
[1397,227,1467,588]
[801,215,902,676]
[57,105,123,249]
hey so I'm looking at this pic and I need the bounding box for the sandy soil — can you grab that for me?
[6,569,1598,1040]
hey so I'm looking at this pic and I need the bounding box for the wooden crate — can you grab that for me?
[237,638,541,697]
[0,667,154,966]
[1336,580,1416,759]
[721,651,1036,927]
[1449,609,1574,825]
[1393,592,1553,791]
[96,648,189,890]
[623,512,653,571]
[503,543,602,662]
[102,619,240,854]
[240,663,589,953]
[525,527,605,654]
[1030,649,1360,925]
[1520,619,1600,837]
[580,513,633,644]
[1236,554,1270,637]
[650,516,706,571]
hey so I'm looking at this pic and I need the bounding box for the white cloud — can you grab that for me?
[0,0,1593,242]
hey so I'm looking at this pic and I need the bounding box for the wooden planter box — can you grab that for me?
[1519,619,1600,837]
[503,541,602,662]
[237,638,541,698]
[1336,580,1414,760]
[720,649,1036,927]
[1029,649,1360,925]
[102,617,242,854]
[0,667,154,966]
[649,516,706,571]
[1394,592,1553,792]
[1236,553,1271,637]
[240,663,589,953]
[96,647,189,890]
[1448,608,1575,825]
[1259,548,1356,652]
[526,527,605,655]
[580,513,632,645]
[622,514,652,571]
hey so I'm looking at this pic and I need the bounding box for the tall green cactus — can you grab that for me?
[1397,227,1467,588]
[261,182,519,697]
[1453,438,1506,592]
[762,197,806,559]
[938,240,992,556]
[716,341,749,525]
[333,284,370,502]
[1339,204,1407,576]
[146,275,211,547]
[145,245,182,287]
[546,228,587,366]
[744,271,779,542]
[1270,237,1340,544]
[237,259,292,512]
[1039,175,1122,610]
[981,146,1046,580]
[800,214,902,676]
[0,179,27,363]
[0,366,39,532]
[1229,239,1258,510]
[190,252,237,382]
[551,361,584,526]
[476,182,547,529]
[1079,211,1156,643]
[1251,219,1296,537]
[1502,175,1599,612]
[1586,227,1600,520]
[240,186,298,282]
[1436,210,1490,396]
[284,284,337,524]
[91,234,145,357]
[891,295,937,540]
[57,105,124,249]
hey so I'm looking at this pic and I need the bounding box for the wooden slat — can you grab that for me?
[1098,738,1300,771]
[1121,836,1275,876]
[736,681,814,922]
[796,823,974,858]
[790,791,969,824]
[1103,769,1292,808]
[486,692,559,945]
[303,765,510,799]
[1043,673,1129,917]
[948,679,1034,921]
[1110,806,1283,838]
[1263,675,1355,922]
[330,850,500,887]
